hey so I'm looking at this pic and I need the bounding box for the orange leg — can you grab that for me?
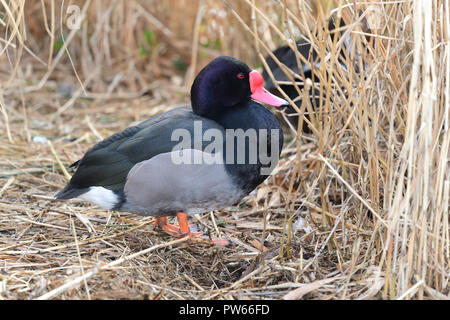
[153,213,230,246]
[176,212,192,235]
[175,212,204,237]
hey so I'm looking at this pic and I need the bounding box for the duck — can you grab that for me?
[262,18,355,132]
[55,56,288,245]
[262,37,319,132]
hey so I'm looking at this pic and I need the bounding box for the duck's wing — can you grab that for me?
[55,106,224,199]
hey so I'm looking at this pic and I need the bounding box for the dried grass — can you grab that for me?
[0,0,448,300]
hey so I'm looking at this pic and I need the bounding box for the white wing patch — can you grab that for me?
[79,186,119,210]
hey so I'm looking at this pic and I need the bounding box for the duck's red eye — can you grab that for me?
[237,73,245,79]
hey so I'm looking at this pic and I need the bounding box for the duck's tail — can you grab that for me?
[54,184,88,200]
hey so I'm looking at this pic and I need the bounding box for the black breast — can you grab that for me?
[217,102,284,193]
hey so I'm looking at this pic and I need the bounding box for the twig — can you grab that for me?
[48,140,72,180]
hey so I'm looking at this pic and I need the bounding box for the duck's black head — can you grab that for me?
[191,56,288,119]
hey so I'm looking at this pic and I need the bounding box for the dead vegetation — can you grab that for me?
[0,0,448,300]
